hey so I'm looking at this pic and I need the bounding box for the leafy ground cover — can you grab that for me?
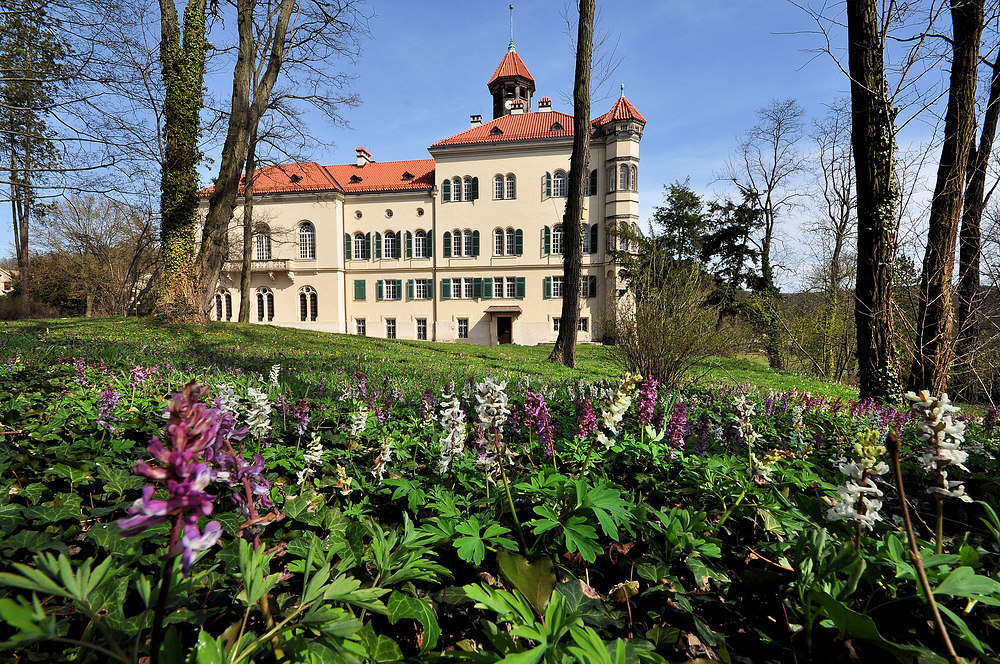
[0,319,997,663]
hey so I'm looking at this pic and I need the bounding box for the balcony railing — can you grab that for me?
[224,258,292,272]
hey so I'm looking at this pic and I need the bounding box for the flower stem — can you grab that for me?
[493,428,527,553]
[935,494,944,555]
[887,431,962,664]
[149,556,175,664]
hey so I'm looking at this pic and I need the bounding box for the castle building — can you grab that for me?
[205,41,645,346]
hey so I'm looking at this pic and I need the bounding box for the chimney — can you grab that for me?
[538,97,552,113]
[510,99,525,115]
[355,146,371,167]
[470,114,482,128]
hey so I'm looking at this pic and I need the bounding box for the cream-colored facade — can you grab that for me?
[0,267,16,295]
[208,44,645,346]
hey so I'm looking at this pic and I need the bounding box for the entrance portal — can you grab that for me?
[497,316,512,344]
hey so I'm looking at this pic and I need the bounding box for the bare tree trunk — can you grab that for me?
[908,0,984,395]
[549,0,593,367]
[238,127,257,323]
[848,0,902,403]
[195,0,295,317]
[955,54,1000,395]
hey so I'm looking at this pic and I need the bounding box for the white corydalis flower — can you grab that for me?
[475,376,510,434]
[246,387,272,439]
[216,383,239,415]
[372,440,392,483]
[348,406,369,438]
[826,429,890,529]
[269,364,281,387]
[296,433,325,485]
[439,388,467,473]
[905,391,972,503]
[596,373,642,448]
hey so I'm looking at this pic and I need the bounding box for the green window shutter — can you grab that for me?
[442,178,451,202]
[354,279,365,300]
[471,176,479,200]
[589,275,597,298]
[590,224,598,254]
[427,279,434,298]
[344,233,350,260]
[515,228,524,255]
[407,279,414,300]
[544,171,552,198]
[443,231,452,258]
[396,280,403,300]
[589,169,598,196]
[472,230,480,256]
[376,280,384,301]
[397,230,403,257]
[406,231,412,258]
[441,278,451,300]
[483,278,493,299]
[515,277,525,299]
[543,226,551,254]
[473,278,483,299]
[427,232,433,257]
[365,232,371,259]
[375,232,382,259]
[544,276,552,299]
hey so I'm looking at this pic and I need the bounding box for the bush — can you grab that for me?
[0,295,60,320]
[607,260,744,387]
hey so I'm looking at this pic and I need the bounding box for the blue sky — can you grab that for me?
[3,1,877,285]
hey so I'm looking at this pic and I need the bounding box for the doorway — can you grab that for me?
[497,316,512,344]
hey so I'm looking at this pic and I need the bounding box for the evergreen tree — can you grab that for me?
[651,179,707,263]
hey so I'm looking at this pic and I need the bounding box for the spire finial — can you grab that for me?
[620,83,625,97]
[508,4,515,52]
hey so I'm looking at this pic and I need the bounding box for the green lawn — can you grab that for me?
[0,317,858,398]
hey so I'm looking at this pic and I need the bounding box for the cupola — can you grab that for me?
[487,41,535,119]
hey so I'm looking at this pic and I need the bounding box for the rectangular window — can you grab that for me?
[415,279,428,300]
[506,277,516,299]
[353,235,365,260]
[552,276,564,298]
[416,318,427,340]
[553,318,589,332]
[386,318,396,339]
[494,277,504,299]
[452,278,463,299]
[356,319,366,336]
[384,280,398,300]
[464,279,473,299]
[415,233,427,258]
[458,318,469,339]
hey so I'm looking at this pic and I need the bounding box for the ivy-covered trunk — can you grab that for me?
[847,0,901,403]
[908,0,983,395]
[549,0,593,368]
[157,0,208,320]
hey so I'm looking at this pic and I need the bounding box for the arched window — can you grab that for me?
[464,230,474,256]
[607,167,616,193]
[630,165,638,191]
[552,224,564,255]
[353,232,366,260]
[619,227,629,251]
[256,287,274,322]
[214,293,223,321]
[253,227,272,261]
[414,230,427,258]
[299,222,315,260]
[506,228,516,255]
[506,174,516,199]
[299,286,317,322]
[452,177,462,201]
[494,228,505,255]
[215,290,232,321]
[463,177,473,201]
[452,228,462,256]
[494,175,504,199]
[619,165,629,191]
[384,231,397,259]
[553,171,566,197]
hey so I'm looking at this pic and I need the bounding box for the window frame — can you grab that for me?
[353,233,365,260]
[551,224,564,255]
[505,228,516,255]
[494,228,505,255]
[416,318,427,340]
[298,222,316,260]
[506,174,516,199]
[463,177,473,201]
[452,177,462,201]
[464,230,473,257]
[385,318,396,339]
[414,230,427,258]
[254,229,272,261]
[552,276,564,298]
[356,318,366,336]
[457,318,469,339]
[383,231,397,259]
[552,171,567,197]
[494,174,504,199]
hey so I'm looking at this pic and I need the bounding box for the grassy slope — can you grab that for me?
[0,317,858,398]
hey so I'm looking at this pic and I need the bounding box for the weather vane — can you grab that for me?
[509,4,515,52]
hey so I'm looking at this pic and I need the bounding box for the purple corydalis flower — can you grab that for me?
[74,358,89,387]
[576,399,597,440]
[637,377,659,428]
[985,407,998,434]
[130,365,159,388]
[525,390,555,456]
[667,401,687,452]
[96,387,121,432]
[292,398,310,435]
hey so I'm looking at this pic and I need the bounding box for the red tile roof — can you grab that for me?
[198,162,340,197]
[592,96,646,127]
[432,111,576,147]
[488,50,535,86]
[325,159,435,193]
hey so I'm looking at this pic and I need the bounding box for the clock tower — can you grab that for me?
[487,41,535,119]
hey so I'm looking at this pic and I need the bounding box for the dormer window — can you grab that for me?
[350,175,362,183]
[289,174,302,183]
[490,127,503,136]
[402,171,414,181]
[550,122,563,132]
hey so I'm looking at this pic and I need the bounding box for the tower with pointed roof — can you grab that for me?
[488,42,535,119]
